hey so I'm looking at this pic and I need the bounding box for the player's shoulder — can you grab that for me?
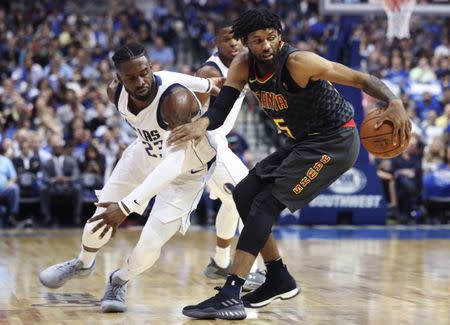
[287,51,318,65]
[196,63,222,78]
[161,84,197,108]
[107,78,121,104]
[160,84,199,129]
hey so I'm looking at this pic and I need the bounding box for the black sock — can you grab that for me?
[265,257,284,274]
[221,274,245,298]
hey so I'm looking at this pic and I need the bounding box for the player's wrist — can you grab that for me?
[200,116,210,129]
[118,200,131,217]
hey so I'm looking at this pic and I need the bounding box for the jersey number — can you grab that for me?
[143,140,163,158]
[273,118,295,139]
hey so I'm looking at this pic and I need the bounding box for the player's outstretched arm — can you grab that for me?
[167,52,249,146]
[287,51,411,147]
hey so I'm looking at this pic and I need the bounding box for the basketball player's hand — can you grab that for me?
[375,99,411,147]
[88,202,127,238]
[208,77,226,96]
[167,117,209,146]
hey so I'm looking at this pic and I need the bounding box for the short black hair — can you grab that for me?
[112,42,147,68]
[214,18,233,35]
[232,8,282,42]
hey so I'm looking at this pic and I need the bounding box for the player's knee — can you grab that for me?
[81,219,111,249]
[237,220,270,256]
[250,192,284,225]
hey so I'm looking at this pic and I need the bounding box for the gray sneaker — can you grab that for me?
[101,270,128,313]
[39,258,95,289]
[243,270,266,292]
[204,258,231,279]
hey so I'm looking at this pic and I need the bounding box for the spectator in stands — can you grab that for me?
[12,138,41,175]
[434,36,449,59]
[97,128,119,179]
[44,53,74,84]
[420,110,444,145]
[415,91,442,120]
[441,88,450,109]
[436,103,450,129]
[148,36,175,69]
[12,137,41,201]
[0,145,20,226]
[57,88,85,131]
[391,134,423,224]
[422,136,446,174]
[422,144,450,223]
[81,142,105,172]
[409,57,437,83]
[40,140,82,225]
[29,131,52,163]
[386,56,409,89]
[226,129,254,169]
[80,143,105,197]
[435,55,448,81]
[376,159,398,211]
[88,101,109,132]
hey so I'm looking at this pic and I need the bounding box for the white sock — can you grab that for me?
[78,246,96,268]
[214,245,231,269]
[250,261,258,273]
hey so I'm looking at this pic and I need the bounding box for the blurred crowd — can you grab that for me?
[0,0,448,227]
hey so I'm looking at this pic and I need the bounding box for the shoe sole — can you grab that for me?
[101,300,127,313]
[183,307,246,320]
[243,287,300,308]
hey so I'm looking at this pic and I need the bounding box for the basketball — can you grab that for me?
[360,108,409,158]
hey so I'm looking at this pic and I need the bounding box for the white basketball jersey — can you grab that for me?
[115,71,216,169]
[204,53,246,139]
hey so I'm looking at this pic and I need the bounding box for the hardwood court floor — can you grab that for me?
[0,226,449,325]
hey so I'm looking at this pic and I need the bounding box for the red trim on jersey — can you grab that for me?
[340,119,356,128]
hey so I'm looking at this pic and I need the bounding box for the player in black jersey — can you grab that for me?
[169,9,411,320]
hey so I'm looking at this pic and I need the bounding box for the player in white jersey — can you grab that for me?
[195,20,265,291]
[39,43,222,313]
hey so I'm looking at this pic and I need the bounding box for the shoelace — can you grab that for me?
[112,284,126,301]
[104,279,127,302]
[55,260,79,280]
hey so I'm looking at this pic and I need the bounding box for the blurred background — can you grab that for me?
[0,0,448,229]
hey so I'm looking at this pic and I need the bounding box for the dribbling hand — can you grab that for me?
[375,99,412,147]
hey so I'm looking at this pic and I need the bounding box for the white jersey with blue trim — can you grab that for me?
[204,52,246,142]
[115,71,216,169]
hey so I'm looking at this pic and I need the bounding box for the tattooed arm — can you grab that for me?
[287,51,411,146]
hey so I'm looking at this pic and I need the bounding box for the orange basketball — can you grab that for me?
[360,108,409,159]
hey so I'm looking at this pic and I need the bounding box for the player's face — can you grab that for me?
[117,56,154,101]
[216,26,243,61]
[246,28,281,63]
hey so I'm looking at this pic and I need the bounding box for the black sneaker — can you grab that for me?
[242,264,299,308]
[182,287,246,320]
